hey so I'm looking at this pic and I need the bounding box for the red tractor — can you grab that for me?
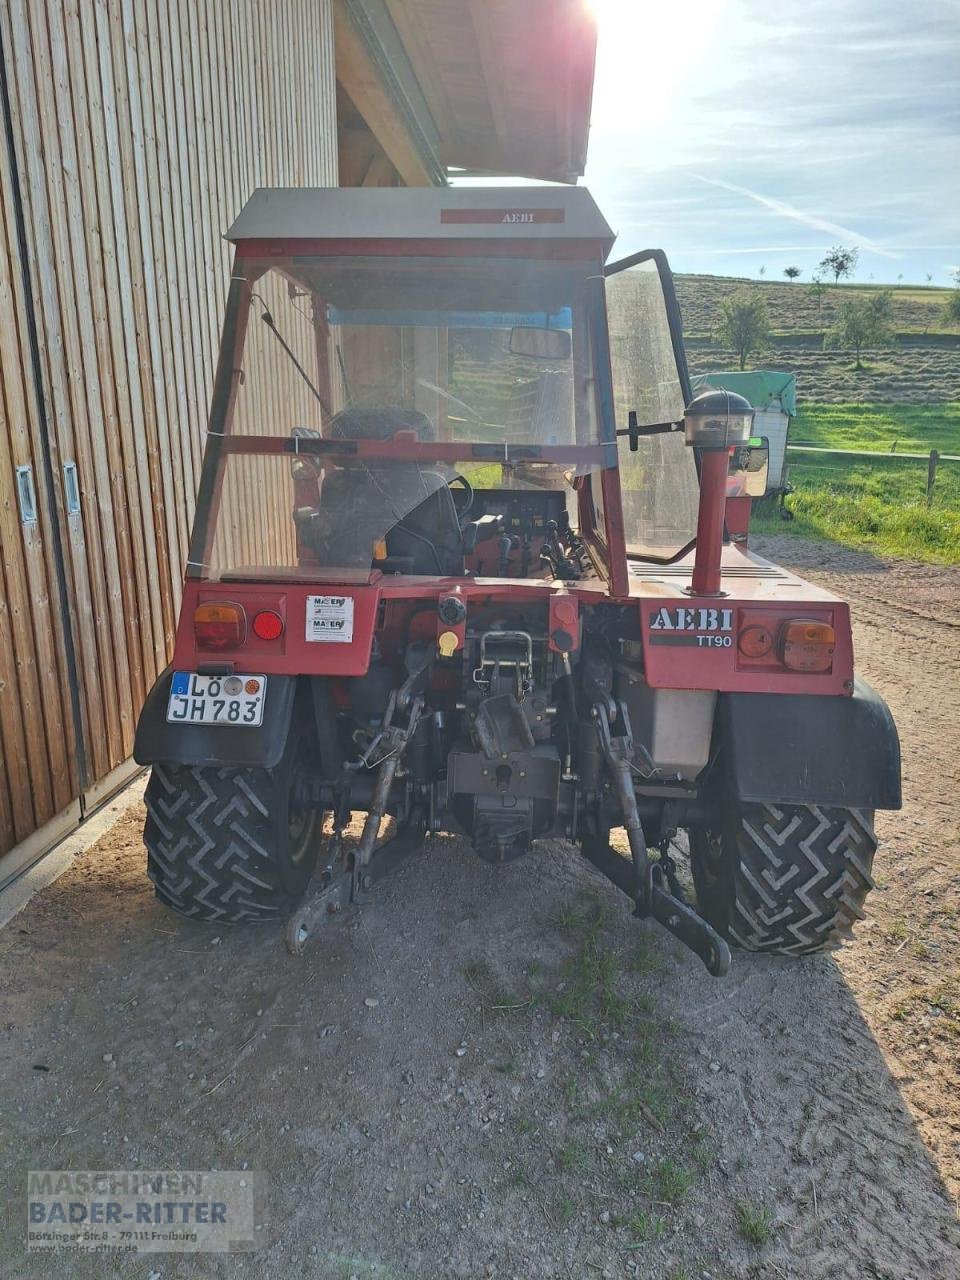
[134,187,900,974]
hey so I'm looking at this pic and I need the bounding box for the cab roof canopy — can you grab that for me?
[226,186,616,256]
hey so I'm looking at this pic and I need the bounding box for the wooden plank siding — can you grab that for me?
[0,0,338,863]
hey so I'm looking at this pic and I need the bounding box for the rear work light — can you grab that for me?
[252,609,284,641]
[194,602,245,650]
[779,618,835,673]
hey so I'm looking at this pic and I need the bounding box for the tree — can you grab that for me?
[808,273,827,314]
[819,245,859,285]
[714,287,771,371]
[943,286,960,326]
[783,266,801,281]
[824,291,895,369]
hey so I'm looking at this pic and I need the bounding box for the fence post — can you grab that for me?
[927,449,939,506]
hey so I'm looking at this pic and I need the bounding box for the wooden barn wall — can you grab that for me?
[0,0,338,861]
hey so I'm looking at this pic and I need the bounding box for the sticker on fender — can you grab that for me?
[305,595,354,643]
[648,605,733,648]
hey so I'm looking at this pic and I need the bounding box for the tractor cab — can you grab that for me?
[187,186,700,596]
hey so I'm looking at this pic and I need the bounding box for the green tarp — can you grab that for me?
[691,370,797,417]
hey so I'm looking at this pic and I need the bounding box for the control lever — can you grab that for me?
[461,513,503,554]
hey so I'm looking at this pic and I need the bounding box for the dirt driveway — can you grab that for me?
[1,537,958,1280]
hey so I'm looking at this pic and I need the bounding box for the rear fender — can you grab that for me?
[133,668,298,769]
[717,677,901,810]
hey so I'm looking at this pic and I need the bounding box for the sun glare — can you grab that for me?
[588,0,729,130]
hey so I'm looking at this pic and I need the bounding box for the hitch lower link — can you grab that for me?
[587,700,731,978]
[285,681,426,957]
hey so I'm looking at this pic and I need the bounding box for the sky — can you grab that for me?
[580,0,960,284]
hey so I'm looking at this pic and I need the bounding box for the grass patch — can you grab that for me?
[597,1078,673,1134]
[789,402,960,455]
[645,1158,696,1205]
[496,893,712,1249]
[553,1194,576,1227]
[556,1138,592,1175]
[543,891,642,1035]
[623,1208,666,1244]
[753,402,960,562]
[734,1199,776,1245]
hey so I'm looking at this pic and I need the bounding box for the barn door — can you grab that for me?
[0,132,85,880]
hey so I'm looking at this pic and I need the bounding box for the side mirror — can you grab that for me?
[728,437,769,498]
[508,326,571,360]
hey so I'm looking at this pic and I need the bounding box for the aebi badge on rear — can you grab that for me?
[166,672,266,726]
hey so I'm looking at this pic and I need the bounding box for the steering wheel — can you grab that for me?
[447,473,475,524]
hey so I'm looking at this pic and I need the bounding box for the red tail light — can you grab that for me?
[194,602,245,650]
[252,609,284,640]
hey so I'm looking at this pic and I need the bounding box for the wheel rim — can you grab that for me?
[691,828,725,888]
[286,759,317,869]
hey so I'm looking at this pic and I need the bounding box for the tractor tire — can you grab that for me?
[144,747,320,923]
[690,803,876,956]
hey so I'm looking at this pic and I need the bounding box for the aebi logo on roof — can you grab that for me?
[440,208,565,225]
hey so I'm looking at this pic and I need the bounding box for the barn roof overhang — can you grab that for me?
[334,0,598,187]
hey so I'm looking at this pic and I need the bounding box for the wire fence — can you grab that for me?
[786,444,956,505]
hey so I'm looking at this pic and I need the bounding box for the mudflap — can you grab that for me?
[133,667,299,769]
[718,677,902,810]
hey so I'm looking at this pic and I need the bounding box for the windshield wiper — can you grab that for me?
[251,296,333,419]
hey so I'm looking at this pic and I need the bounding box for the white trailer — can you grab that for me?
[691,371,796,493]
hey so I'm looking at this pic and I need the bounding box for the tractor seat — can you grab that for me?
[308,407,463,574]
[326,406,436,441]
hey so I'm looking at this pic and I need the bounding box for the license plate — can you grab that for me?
[166,672,267,726]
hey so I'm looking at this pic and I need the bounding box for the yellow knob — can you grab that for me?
[438,630,459,657]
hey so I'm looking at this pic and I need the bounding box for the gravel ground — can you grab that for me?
[1,537,958,1280]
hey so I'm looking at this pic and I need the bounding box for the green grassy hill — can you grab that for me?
[675,273,959,338]
[670,274,960,404]
[606,272,960,561]
[751,404,960,563]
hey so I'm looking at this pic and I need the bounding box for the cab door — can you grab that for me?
[602,251,700,564]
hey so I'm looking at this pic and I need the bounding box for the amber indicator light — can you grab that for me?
[779,618,836,673]
[194,602,245,651]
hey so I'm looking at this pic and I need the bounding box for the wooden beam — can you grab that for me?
[361,151,398,187]
[383,0,456,150]
[333,0,432,187]
[467,0,510,173]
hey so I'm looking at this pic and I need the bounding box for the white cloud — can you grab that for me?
[690,174,899,259]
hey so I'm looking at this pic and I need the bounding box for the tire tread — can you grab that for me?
[144,763,304,922]
[728,803,876,955]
